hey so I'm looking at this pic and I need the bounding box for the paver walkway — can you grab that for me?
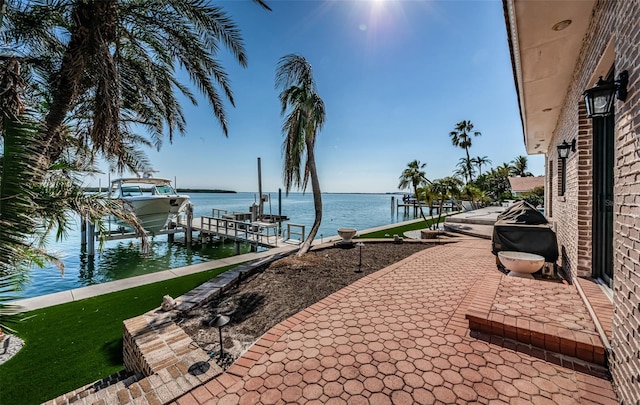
[172,239,617,404]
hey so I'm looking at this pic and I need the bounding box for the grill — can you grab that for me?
[492,200,559,263]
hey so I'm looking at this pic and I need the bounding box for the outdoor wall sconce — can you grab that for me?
[557,139,576,159]
[583,70,628,118]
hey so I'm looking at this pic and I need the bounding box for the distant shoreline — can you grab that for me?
[84,187,236,194]
[177,189,236,194]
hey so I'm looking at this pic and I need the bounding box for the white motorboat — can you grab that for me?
[110,177,190,233]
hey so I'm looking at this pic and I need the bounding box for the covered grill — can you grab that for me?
[492,200,559,263]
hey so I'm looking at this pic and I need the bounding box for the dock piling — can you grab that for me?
[87,220,95,256]
[186,203,193,244]
[80,217,87,248]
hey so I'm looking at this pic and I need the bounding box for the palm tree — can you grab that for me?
[472,155,492,176]
[398,160,430,224]
[275,54,325,256]
[510,155,533,177]
[482,163,513,201]
[418,184,438,218]
[431,176,463,229]
[449,120,481,182]
[461,183,486,208]
[3,0,271,172]
[454,157,476,184]
[0,55,148,329]
[0,0,270,281]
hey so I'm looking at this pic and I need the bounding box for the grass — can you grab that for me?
[0,264,235,405]
[357,216,445,239]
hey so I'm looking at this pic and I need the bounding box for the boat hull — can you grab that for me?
[122,195,190,233]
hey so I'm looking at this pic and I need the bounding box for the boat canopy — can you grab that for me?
[110,177,174,185]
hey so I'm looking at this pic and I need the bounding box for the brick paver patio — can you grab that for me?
[172,239,617,404]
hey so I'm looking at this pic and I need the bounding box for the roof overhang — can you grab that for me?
[504,0,595,155]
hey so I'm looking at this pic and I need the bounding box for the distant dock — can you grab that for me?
[392,195,457,216]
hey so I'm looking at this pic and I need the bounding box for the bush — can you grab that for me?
[520,186,544,207]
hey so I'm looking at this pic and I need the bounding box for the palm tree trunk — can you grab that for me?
[296,143,322,256]
[436,195,445,231]
[414,186,429,225]
[465,147,473,183]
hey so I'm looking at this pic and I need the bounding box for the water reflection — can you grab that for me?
[77,239,254,285]
[18,237,254,298]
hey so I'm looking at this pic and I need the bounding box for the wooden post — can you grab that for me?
[257,157,263,219]
[167,221,175,243]
[80,216,87,248]
[87,220,95,256]
[278,188,282,236]
[391,196,394,213]
[186,203,193,244]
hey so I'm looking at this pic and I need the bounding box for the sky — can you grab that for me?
[95,0,544,193]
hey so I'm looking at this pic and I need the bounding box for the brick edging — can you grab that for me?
[465,276,606,366]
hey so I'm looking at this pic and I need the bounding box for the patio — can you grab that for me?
[167,239,616,405]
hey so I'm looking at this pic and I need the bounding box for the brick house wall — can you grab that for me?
[544,0,640,402]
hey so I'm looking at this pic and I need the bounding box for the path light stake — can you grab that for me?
[356,242,365,273]
[209,315,230,360]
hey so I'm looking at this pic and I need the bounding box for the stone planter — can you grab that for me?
[337,228,357,243]
[420,230,439,239]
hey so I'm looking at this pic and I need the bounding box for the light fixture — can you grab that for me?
[557,139,576,159]
[552,19,572,31]
[583,70,628,118]
[209,314,230,360]
[355,242,365,273]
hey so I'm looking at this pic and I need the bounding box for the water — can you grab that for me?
[16,193,419,299]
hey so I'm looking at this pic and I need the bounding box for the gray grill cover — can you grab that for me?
[492,200,559,262]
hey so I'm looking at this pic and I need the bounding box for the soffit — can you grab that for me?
[505,0,595,155]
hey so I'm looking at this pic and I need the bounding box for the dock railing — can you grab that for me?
[211,208,227,218]
[283,223,305,245]
[198,216,278,247]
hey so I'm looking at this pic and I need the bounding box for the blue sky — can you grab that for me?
[96,0,543,193]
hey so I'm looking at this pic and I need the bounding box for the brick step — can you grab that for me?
[466,310,606,365]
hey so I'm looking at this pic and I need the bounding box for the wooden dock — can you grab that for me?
[189,216,282,248]
[81,204,301,256]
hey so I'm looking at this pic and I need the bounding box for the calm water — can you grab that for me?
[17,193,419,299]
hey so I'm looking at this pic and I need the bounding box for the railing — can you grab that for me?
[199,216,277,247]
[283,223,305,245]
[211,208,228,218]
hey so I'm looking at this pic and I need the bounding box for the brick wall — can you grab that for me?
[610,0,640,402]
[547,0,640,402]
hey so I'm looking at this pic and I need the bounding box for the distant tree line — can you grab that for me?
[399,120,540,228]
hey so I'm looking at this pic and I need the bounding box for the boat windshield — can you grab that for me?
[122,186,143,197]
[154,184,176,195]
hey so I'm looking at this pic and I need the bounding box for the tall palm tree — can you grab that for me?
[398,160,430,223]
[472,155,492,176]
[275,54,325,256]
[510,155,533,177]
[0,0,270,279]
[449,120,481,183]
[2,0,271,172]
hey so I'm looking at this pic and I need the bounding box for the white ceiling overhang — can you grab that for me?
[504,0,595,155]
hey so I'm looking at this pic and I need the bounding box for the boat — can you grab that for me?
[109,177,190,233]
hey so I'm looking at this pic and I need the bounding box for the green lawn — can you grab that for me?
[0,265,234,405]
[357,216,445,239]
